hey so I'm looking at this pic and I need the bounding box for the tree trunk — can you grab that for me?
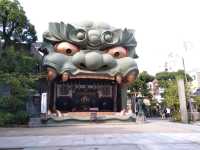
[2,37,10,49]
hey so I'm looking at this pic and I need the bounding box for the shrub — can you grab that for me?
[15,111,29,124]
[0,112,5,126]
[0,112,15,126]
[171,111,181,122]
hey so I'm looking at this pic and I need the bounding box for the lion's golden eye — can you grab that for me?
[55,42,79,56]
[107,47,127,58]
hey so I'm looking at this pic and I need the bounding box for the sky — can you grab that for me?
[19,0,200,75]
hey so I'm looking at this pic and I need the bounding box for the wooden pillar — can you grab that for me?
[47,80,54,112]
[121,84,128,110]
[47,81,51,112]
[113,83,117,112]
[53,83,57,111]
[131,94,136,113]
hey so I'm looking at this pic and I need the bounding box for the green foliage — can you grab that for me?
[0,112,15,126]
[139,71,155,82]
[149,99,159,116]
[193,96,200,111]
[164,81,179,109]
[163,80,181,121]
[0,46,38,73]
[15,111,29,124]
[156,70,192,122]
[156,70,192,87]
[171,111,181,122]
[129,71,155,97]
[0,0,37,47]
[0,111,28,126]
[193,96,200,105]
[0,46,39,126]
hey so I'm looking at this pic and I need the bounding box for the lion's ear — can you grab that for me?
[66,23,77,40]
[66,23,76,32]
[121,28,137,48]
[121,28,138,58]
[66,24,87,45]
[43,22,67,42]
[48,22,63,40]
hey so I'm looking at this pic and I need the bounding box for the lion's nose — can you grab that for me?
[72,52,103,71]
[85,52,103,70]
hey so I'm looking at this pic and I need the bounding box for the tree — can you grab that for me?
[155,70,193,121]
[0,0,37,48]
[0,46,39,126]
[164,81,179,109]
[193,96,200,112]
[129,71,155,97]
[139,71,155,82]
[156,70,192,87]
[0,46,38,73]
[163,80,181,121]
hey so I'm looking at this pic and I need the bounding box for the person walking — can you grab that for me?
[166,107,171,118]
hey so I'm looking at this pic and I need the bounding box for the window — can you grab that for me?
[57,84,72,97]
[98,86,112,97]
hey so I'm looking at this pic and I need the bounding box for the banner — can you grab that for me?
[41,93,47,114]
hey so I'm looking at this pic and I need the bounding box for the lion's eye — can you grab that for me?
[107,47,127,58]
[55,42,79,56]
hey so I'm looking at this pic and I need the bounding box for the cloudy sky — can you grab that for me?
[19,0,200,75]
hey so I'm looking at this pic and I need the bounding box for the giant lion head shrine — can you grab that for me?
[37,21,139,123]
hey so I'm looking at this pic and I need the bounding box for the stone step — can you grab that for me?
[28,117,42,127]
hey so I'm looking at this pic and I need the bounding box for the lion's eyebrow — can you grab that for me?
[42,22,137,58]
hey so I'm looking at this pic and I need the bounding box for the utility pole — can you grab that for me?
[181,56,188,83]
[182,41,190,83]
[177,79,188,123]
[183,41,193,115]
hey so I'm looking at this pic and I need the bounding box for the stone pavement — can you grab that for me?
[0,120,200,150]
[1,120,200,136]
[0,133,200,150]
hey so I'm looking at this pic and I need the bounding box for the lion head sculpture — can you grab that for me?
[40,21,138,83]
[39,21,139,117]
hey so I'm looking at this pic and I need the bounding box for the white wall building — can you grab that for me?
[148,79,164,103]
[189,71,200,92]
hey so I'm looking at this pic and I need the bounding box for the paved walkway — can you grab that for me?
[0,120,200,150]
[1,120,200,136]
[0,133,200,150]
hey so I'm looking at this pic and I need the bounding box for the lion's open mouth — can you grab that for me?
[54,77,121,112]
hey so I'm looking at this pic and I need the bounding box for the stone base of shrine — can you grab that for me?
[29,112,136,127]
